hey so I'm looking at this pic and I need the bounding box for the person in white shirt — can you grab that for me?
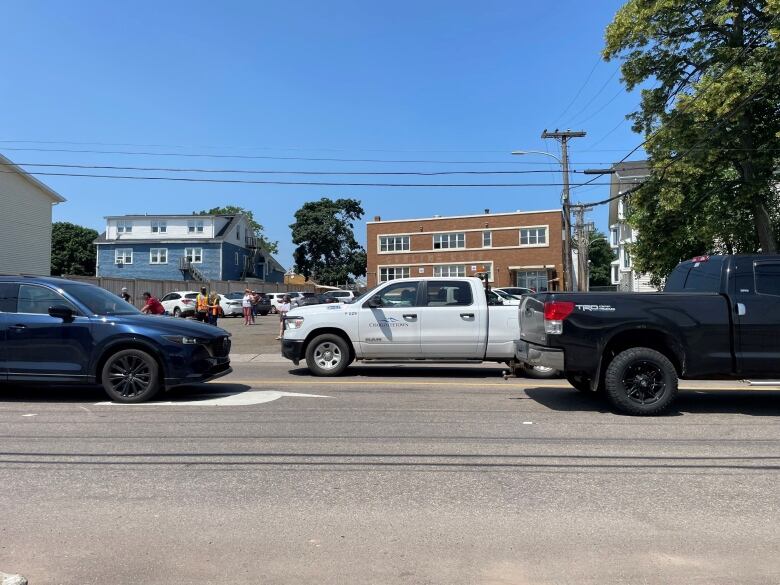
[276,295,291,339]
[242,288,254,326]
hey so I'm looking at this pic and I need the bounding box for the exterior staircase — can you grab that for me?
[179,258,206,281]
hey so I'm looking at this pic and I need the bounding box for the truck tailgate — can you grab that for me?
[519,295,547,345]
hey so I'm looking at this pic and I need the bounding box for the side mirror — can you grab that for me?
[366,296,382,308]
[49,305,75,321]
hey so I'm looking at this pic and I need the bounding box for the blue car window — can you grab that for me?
[18,284,78,315]
[0,283,19,312]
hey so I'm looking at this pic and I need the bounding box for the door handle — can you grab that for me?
[403,314,417,319]
[9,324,27,330]
[460,313,475,319]
[736,303,746,316]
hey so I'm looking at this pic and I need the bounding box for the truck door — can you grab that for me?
[420,280,483,358]
[358,281,422,358]
[733,259,780,376]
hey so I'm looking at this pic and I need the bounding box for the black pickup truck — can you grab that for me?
[517,255,780,415]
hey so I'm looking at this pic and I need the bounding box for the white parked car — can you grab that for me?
[490,288,522,306]
[266,292,290,314]
[320,290,356,303]
[219,292,245,317]
[160,290,200,318]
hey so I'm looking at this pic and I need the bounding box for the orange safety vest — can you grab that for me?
[196,294,209,312]
[209,296,220,315]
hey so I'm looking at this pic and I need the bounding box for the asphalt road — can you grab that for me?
[2,361,780,585]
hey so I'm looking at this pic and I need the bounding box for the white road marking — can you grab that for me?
[22,413,37,417]
[95,390,330,407]
[522,421,533,425]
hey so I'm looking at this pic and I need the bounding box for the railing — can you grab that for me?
[179,258,206,281]
[245,236,257,248]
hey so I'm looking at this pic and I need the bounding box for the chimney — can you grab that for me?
[373,215,381,222]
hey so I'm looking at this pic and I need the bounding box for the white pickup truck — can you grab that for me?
[280,277,556,377]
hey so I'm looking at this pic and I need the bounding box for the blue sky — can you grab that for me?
[0,0,644,268]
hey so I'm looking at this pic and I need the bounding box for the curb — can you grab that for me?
[1,572,28,585]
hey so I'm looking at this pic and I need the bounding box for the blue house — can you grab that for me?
[94,213,285,282]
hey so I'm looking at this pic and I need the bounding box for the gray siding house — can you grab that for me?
[0,153,66,275]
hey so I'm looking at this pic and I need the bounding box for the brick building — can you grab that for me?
[366,209,565,290]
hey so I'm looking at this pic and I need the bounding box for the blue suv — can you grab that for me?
[0,276,232,402]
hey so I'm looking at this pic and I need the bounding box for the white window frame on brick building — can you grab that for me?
[379,235,410,252]
[379,266,410,282]
[184,247,203,263]
[519,226,548,247]
[482,231,492,247]
[114,248,133,264]
[433,232,465,250]
[151,220,167,234]
[433,264,466,278]
[149,248,168,264]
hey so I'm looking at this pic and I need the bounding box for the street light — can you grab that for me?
[512,149,572,291]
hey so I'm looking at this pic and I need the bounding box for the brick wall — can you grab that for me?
[366,210,564,289]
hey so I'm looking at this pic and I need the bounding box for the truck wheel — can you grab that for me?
[101,349,161,403]
[604,347,678,415]
[305,334,350,376]
[521,364,561,379]
[566,374,592,393]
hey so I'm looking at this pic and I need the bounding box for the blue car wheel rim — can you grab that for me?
[107,355,153,398]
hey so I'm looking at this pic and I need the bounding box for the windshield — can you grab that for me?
[59,283,141,316]
[493,289,515,300]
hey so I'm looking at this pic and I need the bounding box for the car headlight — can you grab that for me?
[163,335,208,345]
[285,317,305,330]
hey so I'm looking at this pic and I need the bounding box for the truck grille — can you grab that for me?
[211,336,231,357]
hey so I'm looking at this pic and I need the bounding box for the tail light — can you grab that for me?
[543,301,575,335]
[690,255,710,263]
[182,299,194,305]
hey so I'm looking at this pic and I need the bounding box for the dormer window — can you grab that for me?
[187,219,204,233]
[116,220,133,234]
[151,220,167,234]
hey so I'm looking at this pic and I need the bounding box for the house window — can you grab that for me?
[610,227,619,247]
[151,221,167,234]
[433,264,466,278]
[187,219,204,233]
[184,247,203,263]
[235,252,240,266]
[482,231,492,247]
[379,235,410,252]
[433,232,465,249]
[623,250,631,269]
[379,266,410,282]
[611,264,620,284]
[516,270,548,292]
[115,248,133,264]
[150,248,168,264]
[236,226,241,241]
[519,227,547,246]
[116,220,133,234]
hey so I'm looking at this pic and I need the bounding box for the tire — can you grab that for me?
[521,363,561,379]
[259,310,270,316]
[270,306,278,315]
[173,307,181,318]
[604,347,678,415]
[566,374,592,393]
[305,334,350,377]
[100,349,161,403]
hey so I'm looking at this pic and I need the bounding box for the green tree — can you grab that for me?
[290,198,367,285]
[51,222,99,276]
[603,0,780,282]
[196,205,278,254]
[587,231,616,287]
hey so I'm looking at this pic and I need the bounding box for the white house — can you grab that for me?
[0,153,66,275]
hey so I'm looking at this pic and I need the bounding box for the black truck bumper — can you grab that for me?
[516,340,565,371]
[281,339,305,365]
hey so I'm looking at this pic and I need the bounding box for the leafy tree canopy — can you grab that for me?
[196,205,278,254]
[290,197,367,285]
[604,0,780,283]
[51,222,99,276]
[586,231,616,287]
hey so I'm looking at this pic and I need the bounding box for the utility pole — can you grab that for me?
[541,129,585,291]
[571,203,594,291]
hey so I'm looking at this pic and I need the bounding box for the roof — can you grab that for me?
[0,152,66,203]
[103,213,231,220]
[93,214,248,244]
[0,274,78,284]
[366,209,561,225]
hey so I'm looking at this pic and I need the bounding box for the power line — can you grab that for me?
[554,55,604,125]
[564,67,621,126]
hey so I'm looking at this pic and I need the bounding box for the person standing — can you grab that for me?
[195,286,209,322]
[276,295,291,340]
[242,288,253,326]
[140,292,165,315]
[208,291,221,326]
[119,287,132,304]
[250,290,259,324]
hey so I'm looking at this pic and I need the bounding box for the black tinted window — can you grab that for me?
[369,282,419,307]
[755,263,780,296]
[0,283,19,313]
[426,281,473,306]
[665,257,724,292]
[18,284,78,315]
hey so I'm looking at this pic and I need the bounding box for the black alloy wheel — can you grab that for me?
[622,361,666,405]
[101,349,161,403]
[604,347,678,416]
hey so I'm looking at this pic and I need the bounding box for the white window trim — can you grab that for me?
[482,231,492,248]
[379,266,411,282]
[432,232,466,250]
[116,220,133,234]
[378,235,411,253]
[433,264,467,278]
[235,252,240,266]
[114,248,133,265]
[377,261,494,283]
[519,225,550,248]
[184,247,203,264]
[187,219,205,234]
[149,248,168,264]
[151,221,167,234]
